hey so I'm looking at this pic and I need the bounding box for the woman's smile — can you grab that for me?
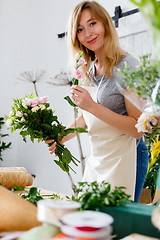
[87,36,98,44]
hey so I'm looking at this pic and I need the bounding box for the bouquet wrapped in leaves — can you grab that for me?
[5,93,86,192]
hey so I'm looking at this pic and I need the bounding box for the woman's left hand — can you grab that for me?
[71,85,95,111]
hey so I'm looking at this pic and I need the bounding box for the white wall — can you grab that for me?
[0,0,153,195]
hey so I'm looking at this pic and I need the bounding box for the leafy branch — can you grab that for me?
[72,181,131,211]
[12,185,66,206]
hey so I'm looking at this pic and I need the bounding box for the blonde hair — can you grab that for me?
[67,0,124,78]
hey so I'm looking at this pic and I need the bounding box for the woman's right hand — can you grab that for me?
[45,139,57,155]
[45,113,87,155]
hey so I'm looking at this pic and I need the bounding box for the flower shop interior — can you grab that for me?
[0,0,160,240]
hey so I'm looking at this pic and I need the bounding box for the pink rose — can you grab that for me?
[73,69,84,80]
[78,57,87,67]
[38,96,48,104]
[30,99,39,108]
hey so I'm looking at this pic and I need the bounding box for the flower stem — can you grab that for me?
[74,107,85,174]
[67,172,77,196]
[33,81,39,97]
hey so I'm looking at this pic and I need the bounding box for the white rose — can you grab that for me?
[39,104,45,110]
[16,111,23,117]
[31,106,39,112]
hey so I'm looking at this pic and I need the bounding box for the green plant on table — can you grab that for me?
[13,182,131,210]
[72,181,131,211]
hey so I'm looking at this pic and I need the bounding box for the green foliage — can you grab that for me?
[12,185,65,206]
[0,117,11,161]
[117,54,160,105]
[64,96,77,107]
[12,182,131,209]
[19,187,43,205]
[64,75,78,107]
[5,94,86,174]
[72,181,131,211]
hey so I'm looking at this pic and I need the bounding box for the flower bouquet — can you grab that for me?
[5,93,86,194]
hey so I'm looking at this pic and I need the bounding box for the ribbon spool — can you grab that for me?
[37,199,81,227]
[60,210,114,239]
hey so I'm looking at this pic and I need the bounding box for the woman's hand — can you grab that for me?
[71,85,95,111]
[45,139,58,155]
[45,113,87,155]
[45,138,65,155]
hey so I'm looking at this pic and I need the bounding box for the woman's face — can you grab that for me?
[76,8,105,54]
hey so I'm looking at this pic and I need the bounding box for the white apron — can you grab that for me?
[81,81,137,200]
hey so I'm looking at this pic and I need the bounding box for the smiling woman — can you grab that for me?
[0,0,150,199]
[44,0,147,201]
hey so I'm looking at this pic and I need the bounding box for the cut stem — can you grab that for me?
[67,172,77,196]
[74,107,85,175]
